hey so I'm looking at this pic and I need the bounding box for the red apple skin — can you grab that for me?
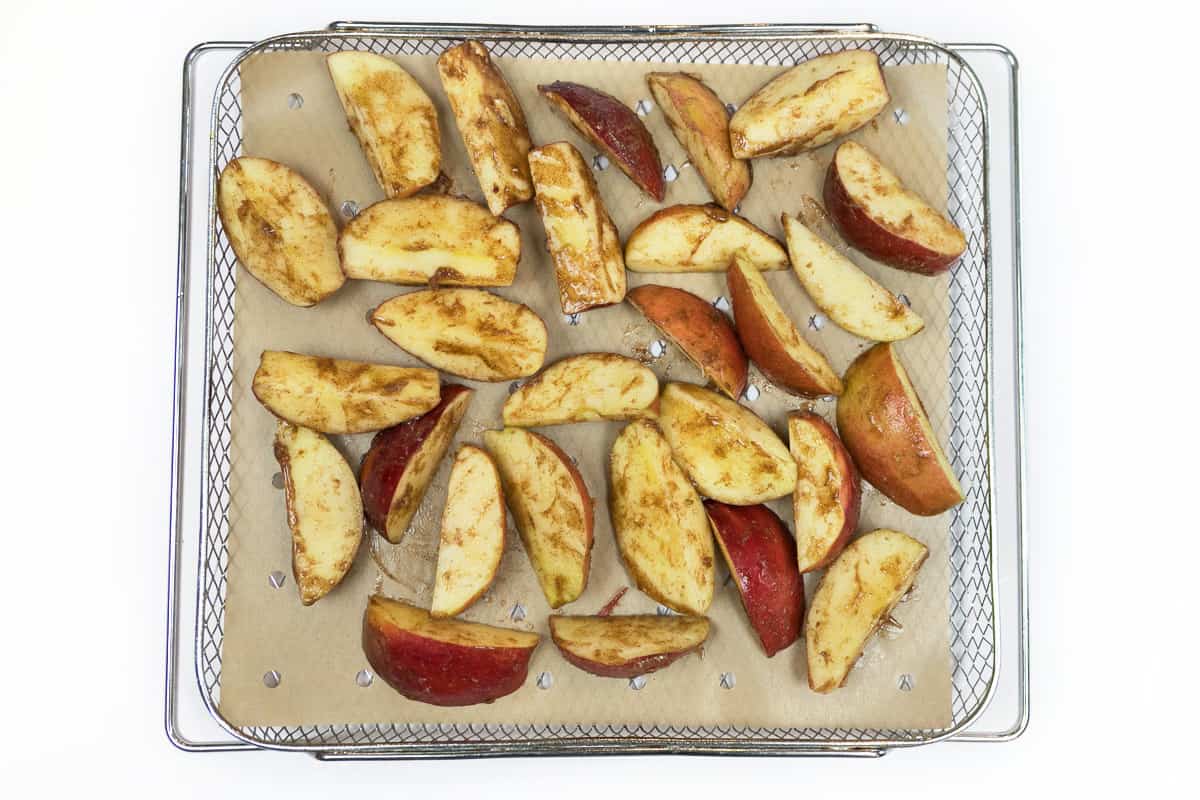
[627,284,748,399]
[554,645,698,679]
[360,384,471,539]
[539,81,665,201]
[703,501,804,657]
[823,156,959,276]
[362,601,536,706]
[790,412,861,573]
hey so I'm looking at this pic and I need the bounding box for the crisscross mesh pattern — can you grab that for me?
[198,30,992,753]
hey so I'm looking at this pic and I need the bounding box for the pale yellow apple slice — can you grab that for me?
[806,530,928,693]
[609,419,714,615]
[657,382,797,505]
[729,50,889,158]
[483,428,593,608]
[430,445,506,617]
[273,421,363,605]
[624,204,788,273]
[788,412,861,574]
[339,195,520,286]
[371,288,547,381]
[326,52,440,198]
[252,350,440,434]
[216,157,344,307]
[549,614,710,678]
[502,353,659,427]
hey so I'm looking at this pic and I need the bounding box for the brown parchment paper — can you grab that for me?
[218,49,956,732]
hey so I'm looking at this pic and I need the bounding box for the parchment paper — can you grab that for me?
[218,49,956,732]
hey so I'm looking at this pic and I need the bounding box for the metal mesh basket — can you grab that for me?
[186,23,1007,757]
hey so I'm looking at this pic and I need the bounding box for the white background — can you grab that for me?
[0,0,1191,795]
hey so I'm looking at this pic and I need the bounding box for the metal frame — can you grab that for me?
[166,22,1027,758]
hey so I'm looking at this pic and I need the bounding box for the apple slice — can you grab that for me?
[339,195,520,287]
[360,385,473,543]
[483,428,594,609]
[549,614,709,678]
[326,52,440,199]
[363,595,539,706]
[436,41,533,216]
[252,351,440,434]
[806,530,928,693]
[371,288,547,381]
[788,412,861,573]
[704,501,803,656]
[502,353,658,427]
[727,256,842,397]
[626,284,748,399]
[538,81,664,201]
[729,50,889,158]
[837,343,963,515]
[782,210,923,341]
[430,445,506,618]
[609,419,714,615]
[624,205,788,273]
[825,141,967,275]
[216,157,344,307]
[657,382,796,505]
[646,72,750,211]
[272,421,363,605]
[528,141,627,314]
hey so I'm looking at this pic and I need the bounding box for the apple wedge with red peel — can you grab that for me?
[483,428,594,609]
[782,211,923,342]
[729,50,889,159]
[217,157,344,307]
[704,501,803,657]
[436,41,533,216]
[371,288,547,382]
[610,419,714,615]
[338,195,520,287]
[727,256,842,397]
[360,385,473,544]
[549,614,709,678]
[528,141,627,314]
[252,351,440,435]
[626,284,748,400]
[503,353,659,427]
[788,412,861,573]
[624,205,788,273]
[825,141,967,275]
[806,530,928,693]
[363,595,539,706]
[430,445,506,618]
[539,81,664,201]
[272,421,363,606]
[658,383,797,505]
[326,52,440,199]
[646,72,750,211]
[837,343,963,516]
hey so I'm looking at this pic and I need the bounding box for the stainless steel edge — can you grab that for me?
[325,21,881,35]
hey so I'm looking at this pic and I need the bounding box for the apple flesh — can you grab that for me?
[788,412,860,573]
[609,419,714,615]
[806,530,928,693]
[272,421,363,606]
[549,614,709,678]
[251,350,440,435]
[430,445,506,618]
[626,284,748,399]
[363,595,539,706]
[824,141,967,275]
[360,385,473,543]
[657,382,796,505]
[727,255,842,397]
[624,204,788,273]
[836,343,964,516]
[483,428,594,609]
[502,353,659,427]
[539,81,664,201]
[704,501,803,656]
